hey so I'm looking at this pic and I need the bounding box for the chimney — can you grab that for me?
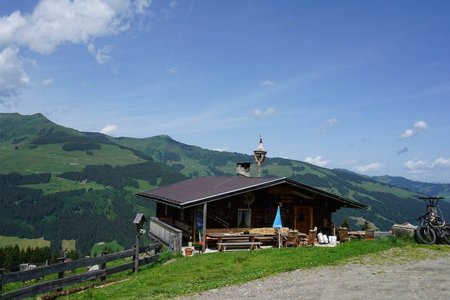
[236,162,251,177]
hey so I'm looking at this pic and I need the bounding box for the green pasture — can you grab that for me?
[64,237,446,300]
[61,239,77,252]
[90,241,124,256]
[0,236,51,250]
[0,143,143,174]
[23,174,106,195]
[352,181,416,198]
[125,179,154,194]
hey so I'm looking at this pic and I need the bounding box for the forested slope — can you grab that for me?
[1,113,449,254]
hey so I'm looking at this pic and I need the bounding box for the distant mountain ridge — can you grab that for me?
[1,112,449,253]
[373,175,450,201]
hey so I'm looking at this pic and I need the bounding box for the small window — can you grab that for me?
[238,209,252,228]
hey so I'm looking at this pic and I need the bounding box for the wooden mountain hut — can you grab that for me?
[136,171,366,252]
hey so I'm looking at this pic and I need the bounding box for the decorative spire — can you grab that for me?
[256,134,265,151]
[254,134,267,177]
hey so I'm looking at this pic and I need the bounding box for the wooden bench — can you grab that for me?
[216,241,262,251]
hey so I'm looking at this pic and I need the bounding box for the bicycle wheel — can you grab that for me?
[440,226,450,245]
[415,225,437,244]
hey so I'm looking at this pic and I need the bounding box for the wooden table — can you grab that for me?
[207,233,267,251]
[348,231,366,239]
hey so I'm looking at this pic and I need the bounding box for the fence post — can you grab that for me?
[134,235,140,273]
[56,257,65,292]
[0,267,4,294]
[101,251,107,281]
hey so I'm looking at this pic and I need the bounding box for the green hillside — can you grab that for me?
[373,175,450,200]
[0,113,186,254]
[112,134,446,230]
[0,113,80,144]
[1,113,449,255]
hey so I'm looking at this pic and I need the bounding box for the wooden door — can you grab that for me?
[294,207,313,233]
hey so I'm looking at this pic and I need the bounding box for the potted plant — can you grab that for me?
[184,247,193,256]
[193,241,204,253]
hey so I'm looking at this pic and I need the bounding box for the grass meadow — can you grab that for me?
[62,237,449,300]
[0,236,50,250]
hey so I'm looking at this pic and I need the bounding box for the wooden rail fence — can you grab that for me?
[0,243,162,299]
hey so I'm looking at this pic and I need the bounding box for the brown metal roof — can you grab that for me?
[137,176,281,208]
[136,175,367,209]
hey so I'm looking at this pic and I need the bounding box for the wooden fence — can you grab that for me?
[0,243,162,299]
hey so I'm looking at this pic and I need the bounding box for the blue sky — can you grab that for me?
[1,0,450,183]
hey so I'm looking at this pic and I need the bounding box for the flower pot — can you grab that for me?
[184,248,193,256]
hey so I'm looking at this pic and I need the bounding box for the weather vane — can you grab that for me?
[253,134,267,177]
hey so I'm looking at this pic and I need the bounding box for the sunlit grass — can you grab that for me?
[22,174,106,195]
[0,236,50,249]
[64,238,424,300]
[0,143,142,174]
[90,241,124,257]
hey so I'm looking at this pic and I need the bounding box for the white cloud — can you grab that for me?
[434,157,450,168]
[87,43,112,64]
[404,159,429,171]
[0,11,25,45]
[261,79,275,87]
[0,0,134,54]
[414,120,428,130]
[401,129,415,138]
[213,147,228,152]
[327,117,338,127]
[405,157,450,172]
[253,107,275,118]
[305,155,330,167]
[314,117,339,134]
[0,46,29,101]
[400,120,428,139]
[0,0,152,102]
[100,124,118,135]
[353,162,384,173]
[42,78,53,87]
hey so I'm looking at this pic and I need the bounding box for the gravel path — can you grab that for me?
[177,249,450,300]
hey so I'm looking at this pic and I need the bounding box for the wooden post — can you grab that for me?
[193,208,197,243]
[134,235,140,273]
[101,251,107,281]
[0,267,4,294]
[202,202,207,253]
[56,257,65,292]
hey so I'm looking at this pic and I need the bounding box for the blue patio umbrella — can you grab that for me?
[272,206,282,248]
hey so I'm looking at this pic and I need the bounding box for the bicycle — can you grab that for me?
[415,196,450,245]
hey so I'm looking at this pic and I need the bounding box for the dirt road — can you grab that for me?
[177,248,450,300]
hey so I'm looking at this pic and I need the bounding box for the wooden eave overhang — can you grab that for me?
[136,176,367,210]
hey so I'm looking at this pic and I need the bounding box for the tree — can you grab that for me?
[341,216,349,229]
[361,220,371,231]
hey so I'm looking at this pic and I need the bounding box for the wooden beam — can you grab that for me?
[202,202,207,252]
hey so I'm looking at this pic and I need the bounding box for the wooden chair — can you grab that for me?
[298,233,308,246]
[337,227,351,242]
[284,231,299,247]
[307,227,317,245]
